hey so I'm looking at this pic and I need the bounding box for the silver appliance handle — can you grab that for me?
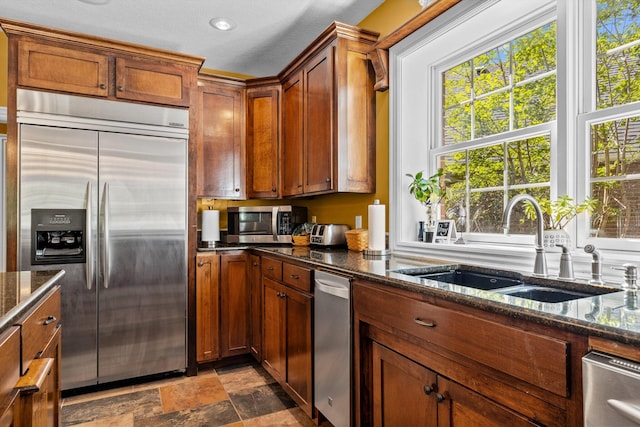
[608,400,640,425]
[85,182,93,290]
[102,182,111,289]
[272,206,279,241]
[315,279,350,300]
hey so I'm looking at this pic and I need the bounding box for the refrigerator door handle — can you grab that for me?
[101,182,111,289]
[85,182,93,290]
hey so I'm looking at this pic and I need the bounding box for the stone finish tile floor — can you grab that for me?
[61,361,323,427]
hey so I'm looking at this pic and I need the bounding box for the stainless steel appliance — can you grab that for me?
[310,224,349,246]
[226,205,306,244]
[17,89,188,391]
[314,270,352,427]
[583,351,640,426]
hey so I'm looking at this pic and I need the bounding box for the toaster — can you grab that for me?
[310,224,349,246]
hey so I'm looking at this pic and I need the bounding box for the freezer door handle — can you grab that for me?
[101,182,111,289]
[85,182,93,290]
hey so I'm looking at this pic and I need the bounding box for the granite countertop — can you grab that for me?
[0,270,66,335]
[255,246,640,347]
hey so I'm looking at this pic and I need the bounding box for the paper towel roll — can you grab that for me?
[202,209,220,244]
[368,200,386,251]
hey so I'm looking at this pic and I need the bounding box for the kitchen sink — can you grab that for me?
[390,266,618,302]
[496,285,604,303]
[391,267,523,290]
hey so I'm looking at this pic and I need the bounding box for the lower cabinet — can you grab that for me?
[261,256,313,417]
[354,279,587,426]
[195,251,250,363]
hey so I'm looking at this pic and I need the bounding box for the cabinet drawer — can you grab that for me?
[19,288,61,374]
[282,263,311,293]
[0,327,20,405]
[262,257,283,281]
[354,282,569,397]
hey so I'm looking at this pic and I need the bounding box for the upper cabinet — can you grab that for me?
[280,22,379,197]
[246,80,281,199]
[196,74,246,198]
[3,20,203,107]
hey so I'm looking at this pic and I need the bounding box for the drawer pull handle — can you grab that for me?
[290,274,300,280]
[43,315,57,326]
[413,317,436,327]
[267,266,274,271]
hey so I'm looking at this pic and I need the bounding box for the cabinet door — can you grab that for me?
[17,40,109,97]
[115,57,191,106]
[438,377,538,427]
[249,255,262,360]
[220,252,250,358]
[195,255,220,362]
[372,342,437,427]
[262,278,286,380]
[197,82,246,198]
[284,286,313,410]
[247,88,280,198]
[40,327,62,427]
[282,72,304,196]
[303,47,334,194]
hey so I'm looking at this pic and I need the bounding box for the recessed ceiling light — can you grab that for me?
[77,0,110,4]
[209,17,236,31]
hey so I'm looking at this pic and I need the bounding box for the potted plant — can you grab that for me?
[524,195,597,249]
[406,169,445,241]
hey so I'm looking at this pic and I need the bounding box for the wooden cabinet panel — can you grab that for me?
[282,263,311,293]
[372,342,436,427]
[220,252,250,358]
[283,286,313,408]
[282,73,304,197]
[249,255,262,360]
[17,40,109,97]
[0,327,20,410]
[247,87,280,198]
[19,288,61,375]
[262,277,286,379]
[261,257,283,281]
[40,327,61,427]
[195,254,220,362]
[303,47,334,194]
[115,57,190,106]
[196,80,246,198]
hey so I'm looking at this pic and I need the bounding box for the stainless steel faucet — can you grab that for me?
[502,194,547,277]
[584,244,604,286]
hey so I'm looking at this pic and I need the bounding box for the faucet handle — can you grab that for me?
[612,264,638,289]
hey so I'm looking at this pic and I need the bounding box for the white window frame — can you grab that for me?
[389,0,639,282]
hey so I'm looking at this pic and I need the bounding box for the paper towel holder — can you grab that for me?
[201,208,221,248]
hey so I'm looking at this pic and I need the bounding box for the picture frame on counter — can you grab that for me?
[434,220,457,243]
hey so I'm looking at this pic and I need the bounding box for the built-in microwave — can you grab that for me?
[227,206,307,244]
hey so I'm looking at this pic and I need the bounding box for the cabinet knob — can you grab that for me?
[325,177,331,182]
[99,83,106,89]
[253,262,259,267]
[436,392,448,403]
[297,184,303,188]
[198,261,205,267]
[117,86,124,91]
[272,188,277,192]
[423,384,435,395]
[267,266,274,271]
[235,188,240,192]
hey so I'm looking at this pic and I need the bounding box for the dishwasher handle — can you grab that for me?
[608,400,640,425]
[315,278,350,300]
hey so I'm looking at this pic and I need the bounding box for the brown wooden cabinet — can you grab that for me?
[354,279,587,426]
[249,254,262,360]
[195,251,250,363]
[280,23,378,197]
[0,327,20,427]
[261,256,313,416]
[246,82,280,199]
[12,36,199,107]
[196,75,246,198]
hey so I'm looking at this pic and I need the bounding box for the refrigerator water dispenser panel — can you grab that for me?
[31,208,85,265]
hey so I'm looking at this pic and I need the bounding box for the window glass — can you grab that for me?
[596,0,640,109]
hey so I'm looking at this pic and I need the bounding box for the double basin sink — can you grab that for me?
[391,267,617,304]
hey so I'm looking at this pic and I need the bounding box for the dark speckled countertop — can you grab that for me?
[254,246,640,347]
[0,270,65,335]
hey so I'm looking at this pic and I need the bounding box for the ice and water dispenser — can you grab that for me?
[31,209,86,265]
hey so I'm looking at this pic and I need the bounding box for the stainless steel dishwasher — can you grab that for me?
[314,270,352,427]
[583,351,640,426]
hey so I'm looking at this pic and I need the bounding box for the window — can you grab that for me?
[392,0,640,263]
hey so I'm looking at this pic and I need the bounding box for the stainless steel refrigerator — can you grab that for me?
[17,89,188,391]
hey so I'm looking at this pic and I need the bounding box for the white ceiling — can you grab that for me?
[1,0,385,77]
